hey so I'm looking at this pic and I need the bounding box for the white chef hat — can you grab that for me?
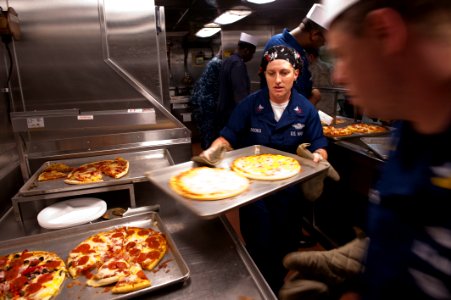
[322,0,360,29]
[306,3,328,29]
[239,32,258,47]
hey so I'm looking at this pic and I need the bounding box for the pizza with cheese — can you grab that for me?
[323,123,388,138]
[322,125,353,137]
[38,163,74,181]
[169,167,250,200]
[98,157,129,179]
[67,226,166,294]
[0,250,66,300]
[347,123,388,134]
[64,157,129,185]
[231,153,301,181]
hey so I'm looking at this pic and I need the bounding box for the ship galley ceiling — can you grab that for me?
[157,0,317,34]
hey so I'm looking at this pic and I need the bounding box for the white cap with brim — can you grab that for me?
[240,32,258,47]
[322,0,360,29]
[306,3,328,29]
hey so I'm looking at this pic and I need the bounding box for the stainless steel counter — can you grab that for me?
[0,181,276,300]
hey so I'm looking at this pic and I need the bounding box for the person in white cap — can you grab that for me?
[260,3,327,105]
[279,0,451,299]
[216,32,258,132]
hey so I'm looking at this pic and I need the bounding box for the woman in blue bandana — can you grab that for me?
[201,45,328,294]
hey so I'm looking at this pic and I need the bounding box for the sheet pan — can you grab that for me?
[0,212,190,300]
[360,136,394,160]
[19,149,173,196]
[146,145,329,219]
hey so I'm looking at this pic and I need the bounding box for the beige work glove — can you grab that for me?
[192,144,228,167]
[283,237,369,286]
[279,277,330,300]
[297,143,340,202]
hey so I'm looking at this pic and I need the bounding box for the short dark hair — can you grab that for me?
[301,17,325,32]
[333,0,451,36]
[238,41,256,52]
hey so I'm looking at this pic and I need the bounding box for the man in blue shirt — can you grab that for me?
[261,4,327,103]
[190,55,222,150]
[216,32,257,132]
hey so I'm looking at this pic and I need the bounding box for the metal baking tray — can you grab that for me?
[360,136,394,160]
[19,149,174,196]
[146,145,329,219]
[0,212,190,300]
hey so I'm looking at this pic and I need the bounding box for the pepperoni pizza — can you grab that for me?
[67,226,167,294]
[0,250,67,300]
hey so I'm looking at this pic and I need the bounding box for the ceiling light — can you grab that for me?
[246,0,276,4]
[214,10,252,25]
[195,24,221,38]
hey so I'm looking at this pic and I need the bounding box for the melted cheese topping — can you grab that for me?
[179,168,249,195]
[232,154,301,180]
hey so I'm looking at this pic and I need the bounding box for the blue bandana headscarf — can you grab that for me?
[260,45,303,72]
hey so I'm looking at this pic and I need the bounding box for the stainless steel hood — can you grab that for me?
[158,0,317,33]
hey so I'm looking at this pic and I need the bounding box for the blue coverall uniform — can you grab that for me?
[260,29,313,99]
[217,53,251,131]
[190,57,222,149]
[220,87,327,293]
[363,122,451,299]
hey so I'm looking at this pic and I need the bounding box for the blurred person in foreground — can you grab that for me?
[201,45,328,294]
[280,0,451,299]
[261,3,327,104]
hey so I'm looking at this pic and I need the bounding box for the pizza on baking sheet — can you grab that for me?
[169,167,250,200]
[64,165,104,185]
[38,170,70,182]
[98,157,129,179]
[64,157,129,185]
[0,250,67,300]
[111,262,150,294]
[67,226,167,294]
[322,125,354,137]
[347,123,388,134]
[231,153,301,181]
[38,163,74,181]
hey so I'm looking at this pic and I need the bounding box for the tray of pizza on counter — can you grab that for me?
[18,149,173,197]
[146,145,329,219]
[322,122,394,140]
[0,212,189,300]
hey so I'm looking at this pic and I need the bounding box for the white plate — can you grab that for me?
[37,198,107,229]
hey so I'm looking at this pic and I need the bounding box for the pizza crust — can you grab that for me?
[38,170,68,181]
[169,167,250,200]
[111,263,151,293]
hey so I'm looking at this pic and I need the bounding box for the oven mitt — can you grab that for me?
[297,143,340,202]
[279,277,330,300]
[192,144,228,167]
[279,237,369,300]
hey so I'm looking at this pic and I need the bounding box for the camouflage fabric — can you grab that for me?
[189,57,222,149]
